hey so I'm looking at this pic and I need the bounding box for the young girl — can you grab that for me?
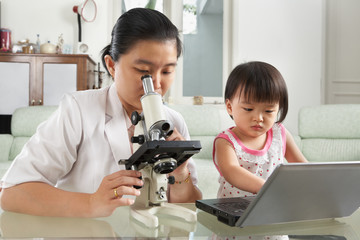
[213,61,307,199]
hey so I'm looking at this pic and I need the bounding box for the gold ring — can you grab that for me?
[114,188,119,198]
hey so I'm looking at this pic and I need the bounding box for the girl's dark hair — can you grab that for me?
[101,8,182,74]
[224,61,288,123]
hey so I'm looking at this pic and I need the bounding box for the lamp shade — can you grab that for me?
[73,0,97,22]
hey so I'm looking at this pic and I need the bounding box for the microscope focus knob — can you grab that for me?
[131,135,145,144]
[131,111,142,125]
[168,176,175,184]
[134,176,143,189]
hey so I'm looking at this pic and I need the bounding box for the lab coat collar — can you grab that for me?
[104,84,132,166]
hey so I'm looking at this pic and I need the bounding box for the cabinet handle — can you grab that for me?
[30,99,42,105]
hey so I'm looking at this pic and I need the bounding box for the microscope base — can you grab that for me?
[130,202,197,228]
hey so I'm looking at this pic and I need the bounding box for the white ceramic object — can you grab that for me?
[40,42,56,54]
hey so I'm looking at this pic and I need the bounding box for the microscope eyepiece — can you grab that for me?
[141,74,152,80]
[162,122,170,131]
[141,75,155,94]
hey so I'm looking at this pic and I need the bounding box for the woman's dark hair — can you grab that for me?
[101,8,182,74]
[224,61,288,123]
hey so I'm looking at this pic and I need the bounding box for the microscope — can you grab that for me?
[119,75,202,228]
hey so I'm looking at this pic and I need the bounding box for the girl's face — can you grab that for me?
[105,39,178,117]
[226,90,279,142]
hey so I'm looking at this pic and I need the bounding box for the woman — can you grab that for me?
[0,8,202,217]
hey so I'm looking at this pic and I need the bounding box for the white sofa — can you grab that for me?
[169,105,233,199]
[4,104,360,199]
[293,104,360,162]
[0,104,233,199]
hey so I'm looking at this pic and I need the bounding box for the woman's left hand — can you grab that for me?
[165,128,202,202]
[166,127,185,141]
[166,128,188,175]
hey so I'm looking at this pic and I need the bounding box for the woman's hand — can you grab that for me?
[89,170,143,217]
[166,127,189,176]
[166,128,202,202]
[1,172,142,218]
[166,127,185,141]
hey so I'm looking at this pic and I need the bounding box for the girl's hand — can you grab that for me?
[89,170,143,217]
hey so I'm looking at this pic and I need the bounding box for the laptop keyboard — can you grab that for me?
[214,198,251,213]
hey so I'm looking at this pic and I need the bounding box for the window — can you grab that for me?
[182,0,223,102]
[120,0,231,104]
[183,0,197,34]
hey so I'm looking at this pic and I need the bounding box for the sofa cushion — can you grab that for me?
[9,137,31,161]
[169,104,233,137]
[11,106,58,137]
[302,139,360,162]
[0,161,13,179]
[299,104,360,139]
[190,136,214,160]
[168,105,233,199]
[195,158,220,199]
[0,134,13,162]
[292,134,302,149]
[169,104,233,160]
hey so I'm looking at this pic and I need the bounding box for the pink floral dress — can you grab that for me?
[213,123,286,198]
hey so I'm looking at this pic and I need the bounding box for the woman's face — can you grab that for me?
[105,39,178,117]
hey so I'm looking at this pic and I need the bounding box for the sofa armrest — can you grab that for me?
[11,106,58,137]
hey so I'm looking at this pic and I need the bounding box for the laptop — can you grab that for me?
[196,162,360,227]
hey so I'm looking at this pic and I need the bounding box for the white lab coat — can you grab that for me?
[1,84,198,193]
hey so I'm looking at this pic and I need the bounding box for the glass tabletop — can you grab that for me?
[0,204,359,239]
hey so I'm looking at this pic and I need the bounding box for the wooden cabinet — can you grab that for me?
[0,53,96,113]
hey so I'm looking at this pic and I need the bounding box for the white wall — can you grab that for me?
[0,0,121,70]
[1,0,323,134]
[232,0,324,134]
